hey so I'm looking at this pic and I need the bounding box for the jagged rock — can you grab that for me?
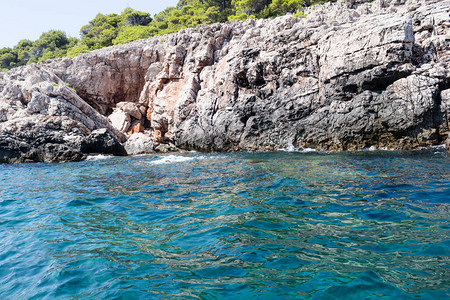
[80,128,126,156]
[0,66,126,163]
[128,120,143,135]
[1,0,450,163]
[116,102,143,120]
[124,132,155,155]
[154,142,178,153]
[108,109,131,132]
[441,89,450,151]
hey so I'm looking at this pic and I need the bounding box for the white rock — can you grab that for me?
[124,132,154,155]
[108,109,131,132]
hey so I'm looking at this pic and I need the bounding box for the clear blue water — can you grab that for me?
[0,149,449,299]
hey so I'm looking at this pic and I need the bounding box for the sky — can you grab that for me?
[0,0,178,48]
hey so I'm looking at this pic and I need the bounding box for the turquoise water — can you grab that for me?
[0,149,449,299]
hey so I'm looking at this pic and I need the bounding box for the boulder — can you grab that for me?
[80,128,127,156]
[0,66,126,163]
[155,143,178,153]
[1,0,449,163]
[116,102,143,120]
[124,133,155,155]
[108,109,131,132]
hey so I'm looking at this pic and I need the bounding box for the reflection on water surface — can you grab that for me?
[0,150,449,298]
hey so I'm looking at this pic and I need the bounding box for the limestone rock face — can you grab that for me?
[124,133,154,155]
[0,66,126,163]
[116,102,143,120]
[80,128,127,156]
[108,109,131,132]
[1,0,450,162]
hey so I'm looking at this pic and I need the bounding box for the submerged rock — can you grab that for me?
[1,0,450,162]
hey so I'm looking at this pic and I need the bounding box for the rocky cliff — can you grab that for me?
[1,0,449,163]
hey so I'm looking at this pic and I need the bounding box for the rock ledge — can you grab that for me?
[1,0,449,163]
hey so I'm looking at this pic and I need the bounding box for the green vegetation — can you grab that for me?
[1,0,334,72]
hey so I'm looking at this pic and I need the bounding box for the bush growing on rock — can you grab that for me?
[1,0,337,72]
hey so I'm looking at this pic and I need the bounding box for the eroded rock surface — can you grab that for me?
[1,0,449,162]
[124,132,154,155]
[0,66,126,163]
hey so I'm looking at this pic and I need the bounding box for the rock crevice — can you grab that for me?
[1,0,449,162]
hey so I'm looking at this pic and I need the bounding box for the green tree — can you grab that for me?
[66,44,89,57]
[28,30,71,63]
[80,13,121,49]
[14,40,34,66]
[0,48,17,69]
[80,9,153,49]
[229,0,271,20]
[121,7,152,26]
[2,0,337,72]
[113,26,153,45]
[262,0,305,18]
[145,1,219,37]
[180,0,232,22]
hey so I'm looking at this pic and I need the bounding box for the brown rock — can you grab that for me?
[1,0,449,163]
[154,130,163,143]
[117,102,142,120]
[132,122,143,134]
[0,66,126,163]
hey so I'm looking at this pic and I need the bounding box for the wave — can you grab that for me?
[362,144,448,153]
[148,155,198,165]
[279,144,317,153]
[418,144,447,151]
[279,144,297,152]
[300,147,317,153]
[85,154,113,161]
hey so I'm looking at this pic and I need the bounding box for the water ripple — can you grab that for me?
[0,151,449,298]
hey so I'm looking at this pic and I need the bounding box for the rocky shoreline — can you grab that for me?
[1,0,449,163]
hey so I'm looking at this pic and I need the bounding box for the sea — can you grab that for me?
[0,147,449,299]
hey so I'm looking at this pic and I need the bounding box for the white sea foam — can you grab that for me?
[148,154,229,165]
[279,144,297,152]
[362,146,394,151]
[419,144,446,151]
[85,155,112,161]
[279,144,317,153]
[132,153,152,157]
[300,147,317,153]
[148,155,197,165]
[417,144,447,156]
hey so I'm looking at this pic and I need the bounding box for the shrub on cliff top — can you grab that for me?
[1,0,336,72]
